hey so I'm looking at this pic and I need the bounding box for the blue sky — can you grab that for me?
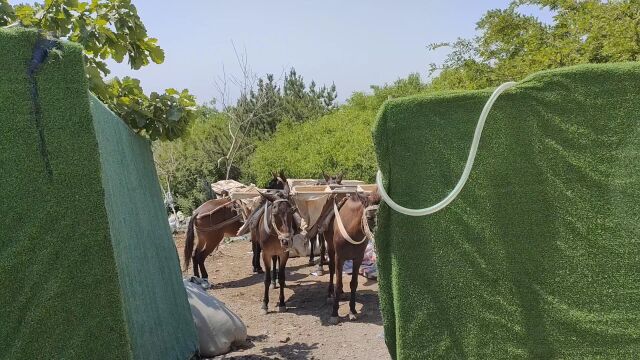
[13,1,551,104]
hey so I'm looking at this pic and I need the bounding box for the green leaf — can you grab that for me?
[135,113,147,128]
[95,17,107,27]
[167,107,183,122]
[15,5,35,18]
[148,45,165,64]
[64,0,79,8]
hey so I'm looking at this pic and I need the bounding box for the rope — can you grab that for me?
[375,81,517,216]
[194,201,243,232]
[334,201,367,245]
[361,205,379,242]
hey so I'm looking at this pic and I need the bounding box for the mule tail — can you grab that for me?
[184,215,196,270]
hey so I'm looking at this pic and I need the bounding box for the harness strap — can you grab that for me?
[194,213,243,232]
[196,201,232,220]
[262,201,270,234]
[333,201,367,245]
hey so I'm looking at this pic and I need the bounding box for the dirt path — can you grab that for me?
[175,234,390,360]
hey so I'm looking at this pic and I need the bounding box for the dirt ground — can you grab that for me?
[174,233,390,360]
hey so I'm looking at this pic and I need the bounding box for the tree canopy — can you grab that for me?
[1,0,195,140]
[147,0,640,213]
[429,0,640,91]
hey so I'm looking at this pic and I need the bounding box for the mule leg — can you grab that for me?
[330,255,345,325]
[198,246,216,289]
[318,234,327,271]
[308,236,316,265]
[277,253,289,312]
[349,257,363,320]
[315,234,325,275]
[252,242,264,274]
[199,247,212,280]
[192,249,201,278]
[271,255,278,289]
[261,252,271,314]
[327,244,336,303]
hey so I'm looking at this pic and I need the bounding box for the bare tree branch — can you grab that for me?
[213,44,283,179]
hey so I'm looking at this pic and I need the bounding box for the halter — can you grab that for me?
[263,199,294,241]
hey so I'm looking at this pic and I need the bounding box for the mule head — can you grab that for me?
[320,171,343,185]
[258,190,279,203]
[267,171,285,190]
[258,189,295,248]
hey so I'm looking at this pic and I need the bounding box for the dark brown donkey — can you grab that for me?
[250,172,286,274]
[324,190,380,324]
[184,198,244,289]
[252,182,297,314]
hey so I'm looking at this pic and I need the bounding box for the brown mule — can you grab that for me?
[184,198,244,289]
[324,190,380,324]
[252,179,297,314]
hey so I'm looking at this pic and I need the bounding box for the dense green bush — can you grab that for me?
[153,109,229,214]
[248,107,378,185]
[247,73,430,185]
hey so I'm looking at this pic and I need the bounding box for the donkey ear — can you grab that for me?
[271,171,278,179]
[323,171,330,182]
[279,170,287,183]
[336,172,344,184]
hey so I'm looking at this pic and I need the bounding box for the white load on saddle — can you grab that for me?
[210,180,262,220]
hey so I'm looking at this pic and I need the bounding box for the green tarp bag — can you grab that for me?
[373,63,640,359]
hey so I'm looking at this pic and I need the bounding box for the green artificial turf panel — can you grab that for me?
[0,27,131,359]
[0,28,197,359]
[91,95,198,359]
[373,63,640,359]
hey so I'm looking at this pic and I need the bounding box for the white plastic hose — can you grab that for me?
[376,81,517,217]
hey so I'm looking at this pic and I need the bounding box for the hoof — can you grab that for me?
[278,306,287,313]
[315,267,324,276]
[271,283,277,289]
[329,316,339,325]
[308,260,316,266]
[261,303,268,314]
[261,308,268,315]
[254,268,264,274]
[200,279,211,290]
[348,313,357,321]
